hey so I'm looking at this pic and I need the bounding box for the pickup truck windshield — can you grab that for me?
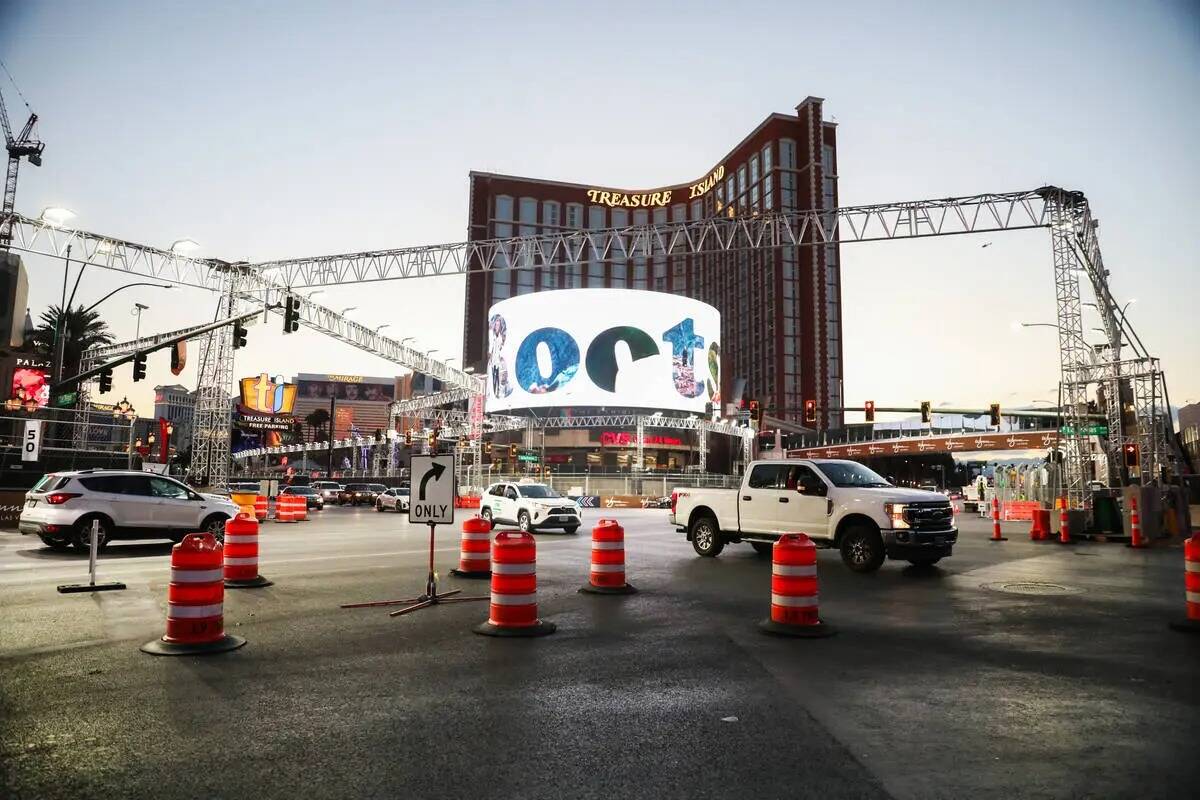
[518,485,559,498]
[815,462,892,488]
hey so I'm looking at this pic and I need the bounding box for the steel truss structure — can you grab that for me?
[5,185,1177,506]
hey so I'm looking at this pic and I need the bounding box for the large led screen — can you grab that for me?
[486,289,721,414]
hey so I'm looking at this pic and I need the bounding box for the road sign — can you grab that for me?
[1059,425,1108,436]
[22,421,42,462]
[409,454,455,525]
[517,449,539,463]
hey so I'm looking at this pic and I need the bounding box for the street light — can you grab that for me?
[132,303,150,339]
[81,283,174,316]
[400,337,415,345]
[307,290,325,300]
[426,349,439,357]
[39,206,76,228]
[377,324,391,333]
[339,306,357,316]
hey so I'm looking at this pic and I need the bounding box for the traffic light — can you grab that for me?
[132,353,147,382]
[484,441,492,455]
[404,429,412,446]
[920,401,931,424]
[283,295,301,333]
[864,400,875,423]
[232,321,248,349]
[428,429,438,449]
[989,403,1001,427]
[803,399,816,424]
[509,443,518,458]
[1123,442,1139,469]
[749,399,761,423]
[98,369,113,394]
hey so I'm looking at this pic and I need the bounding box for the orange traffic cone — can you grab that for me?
[142,533,246,655]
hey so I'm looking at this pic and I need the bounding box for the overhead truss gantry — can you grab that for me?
[4,186,1176,507]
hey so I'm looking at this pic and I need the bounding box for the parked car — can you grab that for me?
[671,459,956,572]
[280,485,324,510]
[376,488,410,513]
[18,469,241,552]
[479,480,581,533]
[310,480,344,505]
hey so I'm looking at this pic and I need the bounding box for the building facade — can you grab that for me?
[1179,402,1200,471]
[153,384,197,445]
[292,373,396,442]
[462,96,843,428]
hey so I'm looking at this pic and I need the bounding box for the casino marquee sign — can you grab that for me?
[788,431,1062,460]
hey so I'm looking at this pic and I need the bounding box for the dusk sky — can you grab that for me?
[2,0,1197,418]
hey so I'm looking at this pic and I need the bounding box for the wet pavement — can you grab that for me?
[1,507,1197,799]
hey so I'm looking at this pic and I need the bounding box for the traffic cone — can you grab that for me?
[990,497,1007,542]
[580,518,637,595]
[474,532,555,637]
[1169,534,1200,633]
[1059,499,1072,544]
[1029,508,1046,541]
[141,533,246,655]
[1127,494,1145,549]
[223,512,273,588]
[758,533,836,638]
[450,515,492,578]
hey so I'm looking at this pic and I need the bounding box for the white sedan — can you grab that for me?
[375,488,410,513]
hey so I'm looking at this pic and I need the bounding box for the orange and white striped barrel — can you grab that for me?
[292,493,309,522]
[275,494,297,523]
[580,518,637,594]
[254,495,268,522]
[450,515,492,578]
[1059,498,1071,544]
[141,533,246,655]
[1128,495,1145,549]
[473,531,555,637]
[223,512,272,588]
[759,533,835,637]
[1029,508,1047,541]
[1170,534,1200,634]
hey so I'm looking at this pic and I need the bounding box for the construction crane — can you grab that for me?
[0,65,45,247]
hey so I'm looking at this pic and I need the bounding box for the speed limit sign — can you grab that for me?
[22,421,42,462]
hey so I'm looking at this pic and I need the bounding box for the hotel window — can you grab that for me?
[519,197,537,225]
[726,176,736,205]
[762,143,772,173]
[750,156,760,185]
[495,195,514,221]
[779,138,796,169]
[566,203,583,228]
[491,270,511,301]
[611,209,629,288]
[737,165,747,210]
[587,205,606,287]
[691,200,702,219]
[565,263,582,289]
[822,144,835,175]
[646,208,665,290]
[543,201,560,229]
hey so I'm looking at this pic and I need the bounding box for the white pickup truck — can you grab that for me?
[670,459,956,572]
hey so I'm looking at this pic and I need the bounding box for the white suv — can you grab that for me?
[480,481,582,534]
[18,470,241,553]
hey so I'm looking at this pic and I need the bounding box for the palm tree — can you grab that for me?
[31,305,116,380]
[305,408,330,442]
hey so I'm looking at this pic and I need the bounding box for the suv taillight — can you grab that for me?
[670,491,678,515]
[45,492,81,505]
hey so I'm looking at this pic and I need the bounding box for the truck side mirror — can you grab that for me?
[798,479,826,497]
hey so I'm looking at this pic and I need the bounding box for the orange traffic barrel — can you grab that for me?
[450,515,492,578]
[293,493,309,522]
[580,518,637,595]
[474,531,555,637]
[758,533,835,638]
[141,533,246,655]
[223,512,273,589]
[254,495,268,522]
[1169,534,1200,633]
[1029,508,1048,541]
[275,494,298,523]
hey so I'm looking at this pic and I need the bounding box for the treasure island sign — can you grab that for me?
[586,165,725,209]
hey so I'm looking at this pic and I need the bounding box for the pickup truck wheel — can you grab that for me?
[751,541,774,556]
[840,524,885,573]
[690,516,724,557]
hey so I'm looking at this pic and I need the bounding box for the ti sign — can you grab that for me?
[409,455,455,525]
[1060,425,1109,436]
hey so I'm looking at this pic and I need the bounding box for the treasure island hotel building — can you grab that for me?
[462,97,843,430]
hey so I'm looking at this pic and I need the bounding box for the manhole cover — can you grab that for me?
[981,581,1083,596]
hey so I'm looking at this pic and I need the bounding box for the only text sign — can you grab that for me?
[409,454,455,525]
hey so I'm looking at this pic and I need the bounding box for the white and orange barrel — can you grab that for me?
[580,518,637,594]
[990,497,1006,542]
[1128,494,1145,549]
[141,533,246,655]
[275,494,298,523]
[1170,534,1200,634]
[254,495,268,522]
[223,512,272,588]
[292,493,308,522]
[1059,498,1071,544]
[473,531,555,637]
[759,533,835,638]
[450,515,492,578]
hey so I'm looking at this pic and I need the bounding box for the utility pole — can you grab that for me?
[326,395,336,478]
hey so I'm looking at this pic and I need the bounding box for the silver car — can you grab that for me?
[375,488,410,513]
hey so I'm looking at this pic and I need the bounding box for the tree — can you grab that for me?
[305,408,330,442]
[31,305,116,380]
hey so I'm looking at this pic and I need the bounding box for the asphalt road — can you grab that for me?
[1,506,1197,799]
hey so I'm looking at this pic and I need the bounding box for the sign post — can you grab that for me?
[340,455,487,617]
[57,519,127,594]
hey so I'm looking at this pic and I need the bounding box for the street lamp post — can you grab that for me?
[132,303,150,340]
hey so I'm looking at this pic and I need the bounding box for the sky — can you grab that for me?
[2,0,1198,422]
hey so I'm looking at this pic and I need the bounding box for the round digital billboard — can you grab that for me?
[486,289,721,414]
